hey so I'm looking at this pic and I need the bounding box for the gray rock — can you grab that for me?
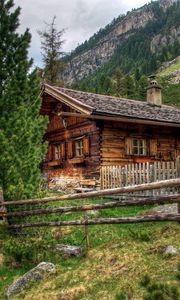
[7,262,55,299]
[164,245,178,255]
[153,204,178,214]
[55,244,82,256]
[86,209,99,216]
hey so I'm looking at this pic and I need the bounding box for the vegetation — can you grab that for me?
[38,16,65,85]
[70,1,180,106]
[72,68,180,106]
[158,61,180,77]
[0,0,48,200]
[0,196,180,299]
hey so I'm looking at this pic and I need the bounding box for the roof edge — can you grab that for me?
[43,84,93,115]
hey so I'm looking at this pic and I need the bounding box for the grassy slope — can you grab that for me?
[0,198,180,300]
[158,61,180,77]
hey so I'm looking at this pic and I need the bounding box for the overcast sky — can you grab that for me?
[14,0,149,67]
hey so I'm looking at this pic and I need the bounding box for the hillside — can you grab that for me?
[62,0,180,106]
[0,200,180,299]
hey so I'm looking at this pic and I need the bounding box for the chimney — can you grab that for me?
[146,75,162,107]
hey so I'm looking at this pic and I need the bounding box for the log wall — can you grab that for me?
[101,121,180,166]
[43,116,100,187]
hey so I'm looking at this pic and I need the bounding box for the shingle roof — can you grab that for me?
[54,87,180,124]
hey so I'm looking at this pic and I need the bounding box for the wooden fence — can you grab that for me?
[100,161,178,195]
[1,178,180,250]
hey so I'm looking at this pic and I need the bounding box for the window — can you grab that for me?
[54,145,61,160]
[53,143,65,160]
[75,140,84,157]
[133,139,146,155]
[67,136,90,162]
[126,137,146,156]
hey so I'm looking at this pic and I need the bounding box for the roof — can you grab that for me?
[43,84,180,125]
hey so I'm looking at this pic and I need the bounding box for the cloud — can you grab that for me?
[14,0,149,67]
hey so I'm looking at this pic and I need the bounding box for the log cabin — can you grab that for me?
[40,79,180,190]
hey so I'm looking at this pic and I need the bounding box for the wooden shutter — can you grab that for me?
[125,137,133,155]
[61,143,65,159]
[83,136,90,156]
[150,139,157,156]
[176,138,180,150]
[67,141,73,158]
[48,144,53,160]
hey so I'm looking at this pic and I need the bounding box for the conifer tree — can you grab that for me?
[138,75,149,100]
[0,0,48,200]
[124,75,135,99]
[114,69,126,97]
[38,16,65,85]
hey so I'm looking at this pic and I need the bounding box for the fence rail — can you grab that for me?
[1,177,180,251]
[100,161,178,195]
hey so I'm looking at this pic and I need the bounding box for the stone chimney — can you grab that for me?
[147,75,162,107]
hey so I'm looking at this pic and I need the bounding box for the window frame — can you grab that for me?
[126,137,147,156]
[53,142,65,161]
[132,138,146,156]
[74,139,84,158]
[54,145,61,160]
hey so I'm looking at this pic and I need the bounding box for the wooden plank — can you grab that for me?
[58,112,180,128]
[80,179,96,186]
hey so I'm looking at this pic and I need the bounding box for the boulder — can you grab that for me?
[164,245,178,255]
[7,262,56,299]
[55,244,82,256]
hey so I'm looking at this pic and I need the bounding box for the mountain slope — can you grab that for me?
[62,0,179,85]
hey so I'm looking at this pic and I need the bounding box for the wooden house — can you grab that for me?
[40,79,180,189]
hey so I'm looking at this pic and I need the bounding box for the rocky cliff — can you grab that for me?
[62,0,178,85]
[150,26,180,53]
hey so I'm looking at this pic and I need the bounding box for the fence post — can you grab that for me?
[0,187,7,224]
[176,156,180,217]
[84,215,90,252]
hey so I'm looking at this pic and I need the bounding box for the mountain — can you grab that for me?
[61,0,180,104]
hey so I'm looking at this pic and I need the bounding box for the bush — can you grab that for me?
[140,275,179,300]
[115,291,127,300]
[128,228,151,242]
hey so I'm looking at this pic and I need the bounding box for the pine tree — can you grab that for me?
[38,16,65,85]
[0,0,48,200]
[124,75,135,99]
[138,75,149,100]
[114,69,126,97]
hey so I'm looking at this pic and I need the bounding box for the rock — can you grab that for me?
[55,244,82,256]
[7,262,55,299]
[164,245,178,255]
[152,204,178,214]
[86,209,99,216]
[151,27,180,54]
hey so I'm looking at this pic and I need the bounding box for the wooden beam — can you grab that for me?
[59,112,180,128]
[7,194,180,218]
[43,84,93,115]
[9,214,180,229]
[2,178,180,206]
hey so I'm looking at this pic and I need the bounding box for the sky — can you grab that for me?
[14,0,149,67]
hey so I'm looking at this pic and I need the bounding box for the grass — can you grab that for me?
[158,60,180,77]
[0,195,180,299]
